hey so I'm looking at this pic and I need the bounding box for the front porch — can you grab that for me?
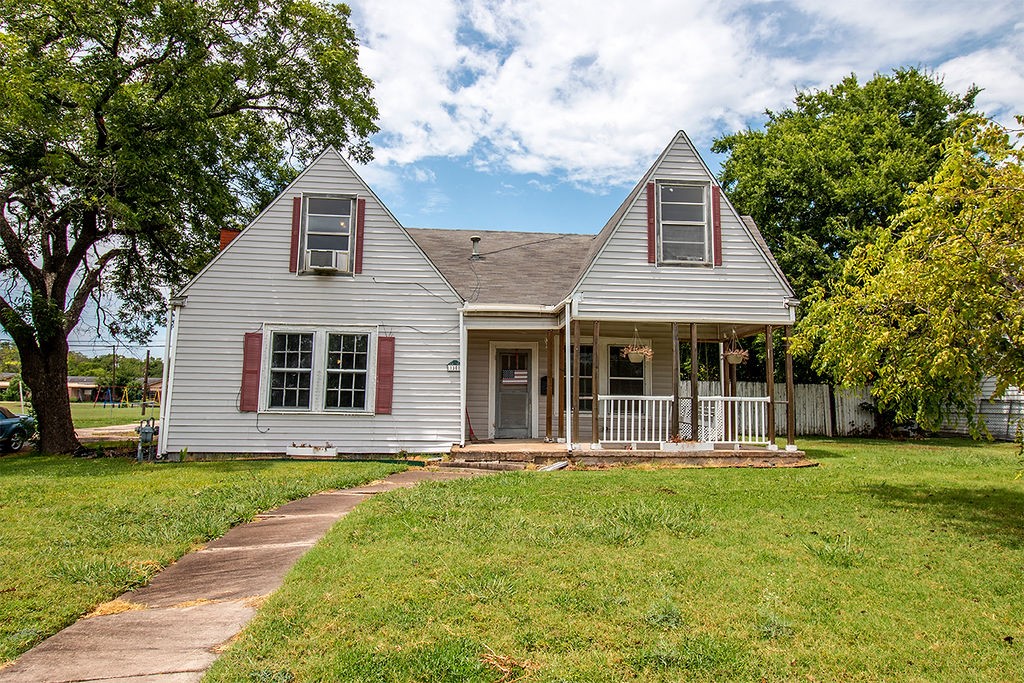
[462,317,800,454]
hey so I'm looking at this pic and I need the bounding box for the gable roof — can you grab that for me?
[406,228,595,306]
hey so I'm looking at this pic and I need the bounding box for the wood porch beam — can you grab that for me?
[765,325,776,448]
[545,329,554,440]
[591,321,600,446]
[572,319,581,445]
[690,323,699,441]
[671,322,680,438]
[785,325,796,449]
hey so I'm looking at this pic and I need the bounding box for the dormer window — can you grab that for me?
[303,196,354,273]
[659,183,710,264]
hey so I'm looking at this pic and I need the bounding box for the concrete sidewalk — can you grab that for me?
[0,468,491,683]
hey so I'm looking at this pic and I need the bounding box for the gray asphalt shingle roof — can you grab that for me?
[406,228,596,306]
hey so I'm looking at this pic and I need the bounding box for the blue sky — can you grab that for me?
[44,0,1024,357]
[346,0,1024,234]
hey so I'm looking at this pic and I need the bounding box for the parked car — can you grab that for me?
[0,406,35,452]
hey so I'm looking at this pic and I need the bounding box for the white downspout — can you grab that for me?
[563,300,573,452]
[459,308,466,447]
[157,302,176,456]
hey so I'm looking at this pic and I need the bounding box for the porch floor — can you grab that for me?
[447,439,814,469]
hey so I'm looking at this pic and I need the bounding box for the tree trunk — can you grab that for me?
[19,338,79,454]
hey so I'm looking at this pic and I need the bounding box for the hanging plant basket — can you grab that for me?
[723,348,749,365]
[620,344,653,364]
[621,327,653,363]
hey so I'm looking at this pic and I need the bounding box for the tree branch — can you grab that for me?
[65,248,122,334]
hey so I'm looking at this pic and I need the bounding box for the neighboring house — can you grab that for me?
[0,372,14,392]
[159,131,798,457]
[67,376,98,402]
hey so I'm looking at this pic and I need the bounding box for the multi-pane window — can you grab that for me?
[659,183,708,263]
[269,332,313,408]
[608,345,645,395]
[325,333,369,410]
[304,196,353,271]
[572,344,594,411]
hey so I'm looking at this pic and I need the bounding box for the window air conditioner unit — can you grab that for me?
[305,249,349,273]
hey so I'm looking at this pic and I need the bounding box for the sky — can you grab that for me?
[345,0,1024,234]
[37,0,1024,358]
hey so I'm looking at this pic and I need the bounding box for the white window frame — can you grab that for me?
[657,181,711,266]
[600,337,653,396]
[301,193,356,275]
[260,325,377,414]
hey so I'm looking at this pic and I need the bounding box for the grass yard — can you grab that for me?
[0,400,156,430]
[0,454,403,663]
[207,439,1024,682]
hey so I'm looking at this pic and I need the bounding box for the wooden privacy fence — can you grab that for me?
[679,381,876,437]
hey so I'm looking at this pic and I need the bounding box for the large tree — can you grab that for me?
[712,68,978,298]
[795,118,1024,433]
[0,0,378,453]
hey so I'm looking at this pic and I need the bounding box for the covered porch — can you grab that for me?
[461,314,799,454]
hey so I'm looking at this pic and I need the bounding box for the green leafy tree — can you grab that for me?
[0,0,378,452]
[713,68,978,298]
[796,118,1024,433]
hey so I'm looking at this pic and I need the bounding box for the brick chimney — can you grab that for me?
[219,227,242,251]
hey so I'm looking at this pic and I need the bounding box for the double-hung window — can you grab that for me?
[265,329,372,412]
[572,344,594,411]
[659,183,709,264]
[303,196,354,273]
[269,332,314,409]
[325,333,368,410]
[608,345,645,396]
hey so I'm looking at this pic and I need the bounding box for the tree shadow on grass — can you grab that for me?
[862,482,1024,548]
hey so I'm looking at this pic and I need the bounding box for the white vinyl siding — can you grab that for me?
[574,132,794,325]
[165,150,462,455]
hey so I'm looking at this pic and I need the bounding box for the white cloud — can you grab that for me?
[347,0,1024,188]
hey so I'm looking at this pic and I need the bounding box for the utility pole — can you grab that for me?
[142,350,151,415]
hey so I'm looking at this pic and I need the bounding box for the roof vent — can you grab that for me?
[469,234,482,261]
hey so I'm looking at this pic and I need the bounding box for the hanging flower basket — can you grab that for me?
[620,344,653,363]
[621,326,653,363]
[723,348,749,365]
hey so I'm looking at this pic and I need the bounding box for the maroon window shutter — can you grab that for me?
[354,198,366,274]
[712,185,723,266]
[240,332,263,412]
[375,336,395,414]
[289,196,302,273]
[646,182,657,263]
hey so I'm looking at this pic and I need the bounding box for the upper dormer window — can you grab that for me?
[659,183,709,264]
[303,196,354,273]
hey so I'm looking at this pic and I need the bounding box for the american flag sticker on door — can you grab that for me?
[502,369,528,385]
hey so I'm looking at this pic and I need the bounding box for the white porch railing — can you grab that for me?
[598,395,674,445]
[696,396,770,444]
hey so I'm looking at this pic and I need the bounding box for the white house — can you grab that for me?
[159,131,799,457]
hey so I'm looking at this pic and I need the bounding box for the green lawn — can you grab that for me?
[0,454,404,663]
[206,439,1024,682]
[1,400,158,430]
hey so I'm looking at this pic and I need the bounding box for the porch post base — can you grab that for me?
[766,443,779,451]
[590,443,602,450]
[785,444,798,452]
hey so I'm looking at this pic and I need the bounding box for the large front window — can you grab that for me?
[265,329,373,412]
[304,196,353,272]
[659,183,709,263]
